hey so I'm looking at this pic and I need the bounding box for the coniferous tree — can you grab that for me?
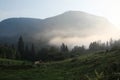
[37,47,49,61]
[17,36,24,60]
[24,45,29,60]
[60,43,69,59]
[30,44,36,61]
[60,43,68,52]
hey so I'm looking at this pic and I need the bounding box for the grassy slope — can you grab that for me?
[0,51,120,80]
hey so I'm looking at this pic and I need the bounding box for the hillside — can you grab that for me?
[0,11,115,46]
[0,50,120,80]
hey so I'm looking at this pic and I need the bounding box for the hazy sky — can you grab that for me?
[0,0,120,26]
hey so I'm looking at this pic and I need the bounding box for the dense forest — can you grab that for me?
[0,36,120,62]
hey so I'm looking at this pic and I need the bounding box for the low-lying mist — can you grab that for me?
[0,11,119,48]
[40,24,119,48]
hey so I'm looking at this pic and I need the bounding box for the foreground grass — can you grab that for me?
[0,50,120,80]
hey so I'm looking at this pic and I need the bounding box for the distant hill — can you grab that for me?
[0,11,115,46]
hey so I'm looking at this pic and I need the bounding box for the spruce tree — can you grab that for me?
[17,36,24,60]
[30,44,36,61]
[60,43,68,52]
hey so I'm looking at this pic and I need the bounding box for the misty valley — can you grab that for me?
[0,11,120,80]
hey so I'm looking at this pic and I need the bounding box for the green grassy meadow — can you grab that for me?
[0,50,120,80]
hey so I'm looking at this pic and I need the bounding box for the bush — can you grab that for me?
[86,70,104,80]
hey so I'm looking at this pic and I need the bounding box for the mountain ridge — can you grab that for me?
[0,11,116,47]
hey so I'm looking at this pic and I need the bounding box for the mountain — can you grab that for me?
[0,11,116,46]
[0,18,44,44]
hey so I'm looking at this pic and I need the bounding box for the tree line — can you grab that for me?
[0,36,120,62]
